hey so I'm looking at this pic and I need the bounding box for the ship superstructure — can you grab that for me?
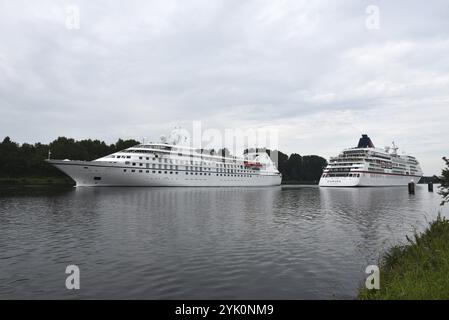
[319,135,423,187]
[47,128,282,187]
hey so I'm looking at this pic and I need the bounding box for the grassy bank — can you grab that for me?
[0,176,75,186]
[281,180,319,185]
[359,214,449,299]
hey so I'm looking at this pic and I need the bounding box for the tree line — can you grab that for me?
[0,136,328,183]
[0,136,140,178]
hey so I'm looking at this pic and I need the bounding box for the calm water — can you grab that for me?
[0,184,447,299]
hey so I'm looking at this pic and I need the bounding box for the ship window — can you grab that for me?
[132,170,135,172]
[139,170,142,173]
[139,157,142,160]
[146,170,149,173]
[139,163,143,166]
[170,172,173,174]
[94,177,101,180]
[164,171,167,174]
[176,172,178,174]
[146,157,149,160]
[127,156,131,158]
[132,163,136,166]
[158,171,161,174]
[123,169,127,172]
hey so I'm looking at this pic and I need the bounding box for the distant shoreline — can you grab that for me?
[0,177,75,186]
[0,177,440,187]
[0,177,318,186]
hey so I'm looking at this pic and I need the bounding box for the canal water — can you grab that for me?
[0,184,446,299]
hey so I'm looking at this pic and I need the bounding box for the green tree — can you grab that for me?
[217,148,231,157]
[267,149,289,175]
[440,157,449,205]
[301,155,328,182]
[285,153,302,181]
[0,137,19,177]
[114,139,140,152]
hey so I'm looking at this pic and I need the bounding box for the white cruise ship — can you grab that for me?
[47,129,282,187]
[319,135,423,187]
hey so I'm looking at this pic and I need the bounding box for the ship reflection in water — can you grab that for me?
[0,185,446,299]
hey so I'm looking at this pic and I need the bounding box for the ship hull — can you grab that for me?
[48,160,282,187]
[319,172,421,187]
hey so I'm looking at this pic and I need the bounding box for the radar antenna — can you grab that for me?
[391,141,399,155]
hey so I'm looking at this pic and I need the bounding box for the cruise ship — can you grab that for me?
[319,135,423,187]
[47,129,282,187]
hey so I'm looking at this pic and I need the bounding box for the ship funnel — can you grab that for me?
[357,134,375,148]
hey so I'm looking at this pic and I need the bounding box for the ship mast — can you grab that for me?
[391,141,399,155]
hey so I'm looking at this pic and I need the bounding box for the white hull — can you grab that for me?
[49,160,282,187]
[319,173,421,187]
[320,135,423,188]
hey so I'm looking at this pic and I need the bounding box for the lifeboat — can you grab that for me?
[244,161,263,168]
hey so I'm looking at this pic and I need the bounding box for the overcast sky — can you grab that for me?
[1,0,448,175]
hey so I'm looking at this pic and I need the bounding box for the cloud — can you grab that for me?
[0,0,448,174]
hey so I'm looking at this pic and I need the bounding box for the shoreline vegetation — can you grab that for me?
[0,135,442,186]
[0,136,328,185]
[0,177,321,186]
[359,214,449,300]
[359,157,448,300]
[0,176,75,186]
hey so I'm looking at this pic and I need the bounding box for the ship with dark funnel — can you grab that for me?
[319,135,423,187]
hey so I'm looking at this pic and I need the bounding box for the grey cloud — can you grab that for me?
[0,0,448,174]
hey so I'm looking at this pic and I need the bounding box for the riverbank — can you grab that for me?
[0,177,318,186]
[0,176,75,186]
[281,180,318,185]
[359,214,449,299]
